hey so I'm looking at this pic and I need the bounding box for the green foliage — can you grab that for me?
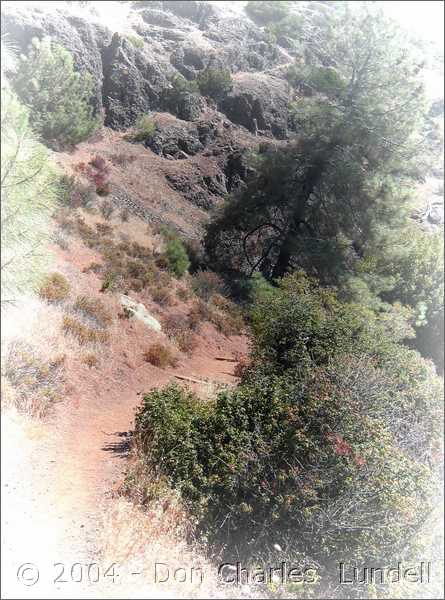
[245,1,290,25]
[134,273,442,577]
[125,34,144,49]
[206,3,441,285]
[132,114,156,142]
[196,67,233,101]
[160,228,190,278]
[12,37,99,146]
[1,87,59,304]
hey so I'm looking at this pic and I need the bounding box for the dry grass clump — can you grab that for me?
[150,286,173,306]
[163,313,198,355]
[175,330,198,355]
[62,315,109,345]
[73,295,112,328]
[187,295,245,337]
[2,341,65,418]
[143,343,177,368]
[82,353,98,368]
[38,272,70,303]
[233,355,250,379]
[191,270,225,302]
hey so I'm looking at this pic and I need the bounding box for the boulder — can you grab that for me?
[120,295,162,331]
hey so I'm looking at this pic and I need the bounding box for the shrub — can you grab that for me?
[245,1,290,25]
[60,175,95,208]
[82,353,98,368]
[12,37,99,146]
[163,236,190,278]
[100,200,114,218]
[125,34,144,49]
[163,313,198,355]
[2,341,65,418]
[62,315,109,344]
[132,115,156,142]
[175,330,198,355]
[197,68,233,101]
[188,299,212,329]
[151,286,172,306]
[73,295,112,328]
[133,272,443,579]
[191,270,225,302]
[88,155,111,196]
[110,153,137,167]
[143,343,177,368]
[38,272,70,303]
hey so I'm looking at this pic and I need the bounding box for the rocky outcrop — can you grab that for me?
[220,72,290,138]
[165,172,226,210]
[101,33,172,129]
[147,124,203,158]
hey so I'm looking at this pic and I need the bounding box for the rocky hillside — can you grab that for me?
[2,0,442,232]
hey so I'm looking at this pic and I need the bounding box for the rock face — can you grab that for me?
[220,72,290,139]
[147,123,204,158]
[101,33,172,129]
[2,2,294,135]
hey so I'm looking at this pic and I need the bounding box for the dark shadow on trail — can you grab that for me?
[101,431,131,457]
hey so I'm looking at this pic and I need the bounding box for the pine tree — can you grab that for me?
[12,37,100,147]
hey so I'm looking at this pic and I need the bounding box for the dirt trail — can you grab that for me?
[2,335,247,599]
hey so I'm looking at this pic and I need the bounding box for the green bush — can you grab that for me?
[125,34,144,49]
[132,114,156,142]
[12,37,99,146]
[159,228,190,278]
[133,272,442,577]
[197,68,233,101]
[245,1,290,25]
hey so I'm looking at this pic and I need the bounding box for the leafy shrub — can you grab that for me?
[133,272,443,576]
[38,273,70,303]
[132,115,156,142]
[245,1,290,25]
[191,270,225,301]
[162,74,200,117]
[73,295,112,328]
[12,37,99,146]
[125,34,144,49]
[196,68,233,101]
[62,315,109,344]
[143,343,177,368]
[2,341,65,418]
[164,238,190,278]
